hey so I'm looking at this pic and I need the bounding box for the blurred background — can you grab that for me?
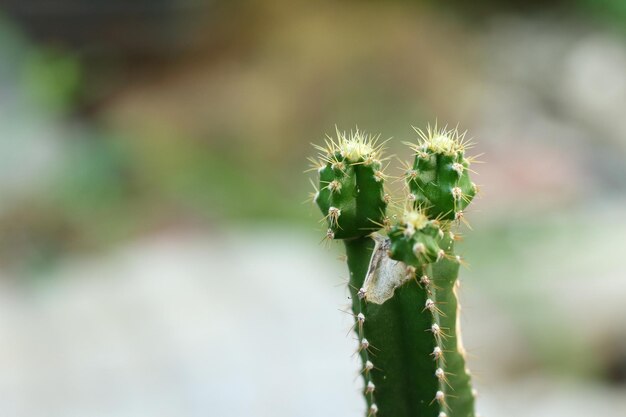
[1,0,625,416]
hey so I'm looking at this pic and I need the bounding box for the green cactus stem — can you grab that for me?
[347,236,438,417]
[431,236,476,417]
[311,125,479,417]
[387,211,476,417]
[312,128,388,240]
[313,128,389,413]
[405,125,477,221]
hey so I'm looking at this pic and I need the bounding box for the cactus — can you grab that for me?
[405,125,477,221]
[311,125,479,417]
[312,128,388,241]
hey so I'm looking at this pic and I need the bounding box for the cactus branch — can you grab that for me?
[346,236,439,417]
[430,240,476,417]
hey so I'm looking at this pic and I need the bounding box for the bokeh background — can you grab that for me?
[1,1,626,416]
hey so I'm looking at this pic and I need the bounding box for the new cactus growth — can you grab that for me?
[311,125,479,417]
[405,125,477,221]
[313,129,388,240]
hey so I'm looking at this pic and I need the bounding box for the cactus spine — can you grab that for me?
[311,126,478,417]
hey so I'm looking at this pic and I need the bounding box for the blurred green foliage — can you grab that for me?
[578,0,626,30]
[21,48,81,113]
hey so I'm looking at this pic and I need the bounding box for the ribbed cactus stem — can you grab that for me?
[344,237,378,413]
[430,239,476,417]
[346,237,443,417]
[406,125,476,220]
[386,212,456,416]
[313,128,387,240]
